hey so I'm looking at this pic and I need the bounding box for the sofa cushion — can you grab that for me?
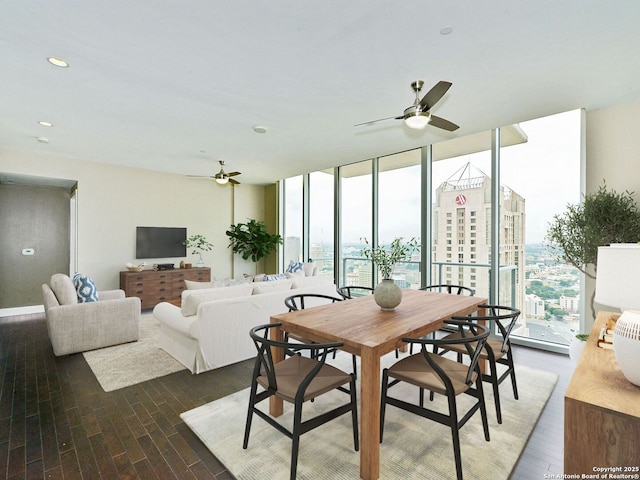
[181,283,253,316]
[291,275,334,290]
[285,270,305,279]
[50,274,78,305]
[184,280,217,290]
[252,279,293,295]
[73,273,99,302]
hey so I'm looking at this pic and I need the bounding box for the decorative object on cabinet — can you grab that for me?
[183,234,214,267]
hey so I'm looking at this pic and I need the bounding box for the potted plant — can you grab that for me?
[226,219,283,273]
[183,234,214,267]
[545,182,640,318]
[569,333,590,365]
[361,236,419,310]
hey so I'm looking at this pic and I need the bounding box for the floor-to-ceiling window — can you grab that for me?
[309,170,334,276]
[339,160,373,287]
[378,150,421,288]
[283,175,303,267]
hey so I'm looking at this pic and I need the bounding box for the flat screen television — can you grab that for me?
[136,226,187,259]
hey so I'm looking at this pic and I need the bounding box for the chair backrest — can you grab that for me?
[249,323,344,400]
[420,284,475,296]
[405,319,489,388]
[474,304,521,352]
[336,286,374,299]
[284,293,343,311]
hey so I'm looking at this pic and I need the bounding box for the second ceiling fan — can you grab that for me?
[355,80,459,132]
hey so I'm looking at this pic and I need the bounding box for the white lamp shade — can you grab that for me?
[595,243,640,387]
[595,244,640,310]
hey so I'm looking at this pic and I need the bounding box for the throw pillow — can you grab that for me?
[184,280,217,290]
[303,261,318,277]
[50,273,78,305]
[264,273,287,281]
[72,273,99,303]
[286,260,304,273]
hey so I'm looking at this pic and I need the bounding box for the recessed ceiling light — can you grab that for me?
[38,121,54,127]
[47,57,69,68]
[37,137,49,143]
[440,25,453,35]
[253,126,268,133]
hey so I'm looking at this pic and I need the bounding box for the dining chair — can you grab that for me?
[284,293,358,376]
[243,323,359,480]
[435,304,521,424]
[410,284,476,353]
[336,285,374,299]
[380,319,490,480]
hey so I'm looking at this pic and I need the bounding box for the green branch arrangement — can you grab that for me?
[183,234,214,255]
[361,237,419,280]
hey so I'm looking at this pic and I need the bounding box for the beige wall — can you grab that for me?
[585,99,640,326]
[1,147,268,292]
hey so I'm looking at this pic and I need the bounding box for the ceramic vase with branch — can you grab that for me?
[183,234,214,267]
[361,236,419,311]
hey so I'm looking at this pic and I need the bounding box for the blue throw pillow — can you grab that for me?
[286,260,304,273]
[264,273,287,281]
[73,273,99,303]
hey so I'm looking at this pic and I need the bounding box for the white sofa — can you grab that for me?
[152,275,340,373]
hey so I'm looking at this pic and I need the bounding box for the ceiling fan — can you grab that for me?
[355,80,459,131]
[189,160,241,185]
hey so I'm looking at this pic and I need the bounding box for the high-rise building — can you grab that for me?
[432,162,526,312]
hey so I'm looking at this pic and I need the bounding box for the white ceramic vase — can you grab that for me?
[569,337,586,366]
[373,279,402,311]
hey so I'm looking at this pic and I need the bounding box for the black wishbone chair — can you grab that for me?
[380,319,490,480]
[336,285,374,299]
[243,323,359,480]
[284,293,358,377]
[435,304,521,424]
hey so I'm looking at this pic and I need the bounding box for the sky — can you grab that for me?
[286,108,582,246]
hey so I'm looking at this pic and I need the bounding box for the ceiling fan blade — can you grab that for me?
[186,175,214,179]
[229,178,240,185]
[227,171,241,177]
[419,81,452,110]
[354,115,401,127]
[429,114,459,132]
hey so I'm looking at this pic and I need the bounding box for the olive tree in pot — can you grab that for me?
[226,219,283,274]
[545,182,640,320]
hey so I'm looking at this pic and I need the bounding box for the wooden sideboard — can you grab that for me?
[564,310,640,474]
[119,267,211,309]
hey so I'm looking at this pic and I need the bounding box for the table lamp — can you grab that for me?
[595,243,640,387]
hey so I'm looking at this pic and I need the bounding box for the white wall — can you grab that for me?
[1,147,266,291]
[585,99,640,327]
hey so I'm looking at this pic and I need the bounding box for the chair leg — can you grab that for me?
[446,395,463,480]
[508,354,519,400]
[290,403,304,480]
[349,375,360,451]
[476,377,491,442]
[352,355,358,380]
[380,369,389,442]
[242,381,259,449]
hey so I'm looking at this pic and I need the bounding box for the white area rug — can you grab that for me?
[83,313,186,392]
[181,352,557,480]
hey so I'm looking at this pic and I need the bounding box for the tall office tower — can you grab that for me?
[309,243,325,269]
[432,162,526,312]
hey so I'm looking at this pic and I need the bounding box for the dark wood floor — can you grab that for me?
[0,311,571,479]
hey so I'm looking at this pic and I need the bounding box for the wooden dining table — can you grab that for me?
[269,288,488,480]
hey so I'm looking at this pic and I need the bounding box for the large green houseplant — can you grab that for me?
[545,182,640,317]
[226,219,283,271]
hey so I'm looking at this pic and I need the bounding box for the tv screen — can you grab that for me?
[136,227,187,259]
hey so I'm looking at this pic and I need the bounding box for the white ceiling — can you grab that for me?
[2,1,640,185]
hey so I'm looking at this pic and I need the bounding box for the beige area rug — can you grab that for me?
[181,351,558,480]
[83,313,186,392]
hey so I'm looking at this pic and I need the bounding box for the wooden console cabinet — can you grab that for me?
[564,310,640,474]
[120,267,211,309]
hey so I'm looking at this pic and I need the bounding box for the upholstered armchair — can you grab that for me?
[42,273,141,356]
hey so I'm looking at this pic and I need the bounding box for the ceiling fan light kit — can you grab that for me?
[355,79,459,132]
